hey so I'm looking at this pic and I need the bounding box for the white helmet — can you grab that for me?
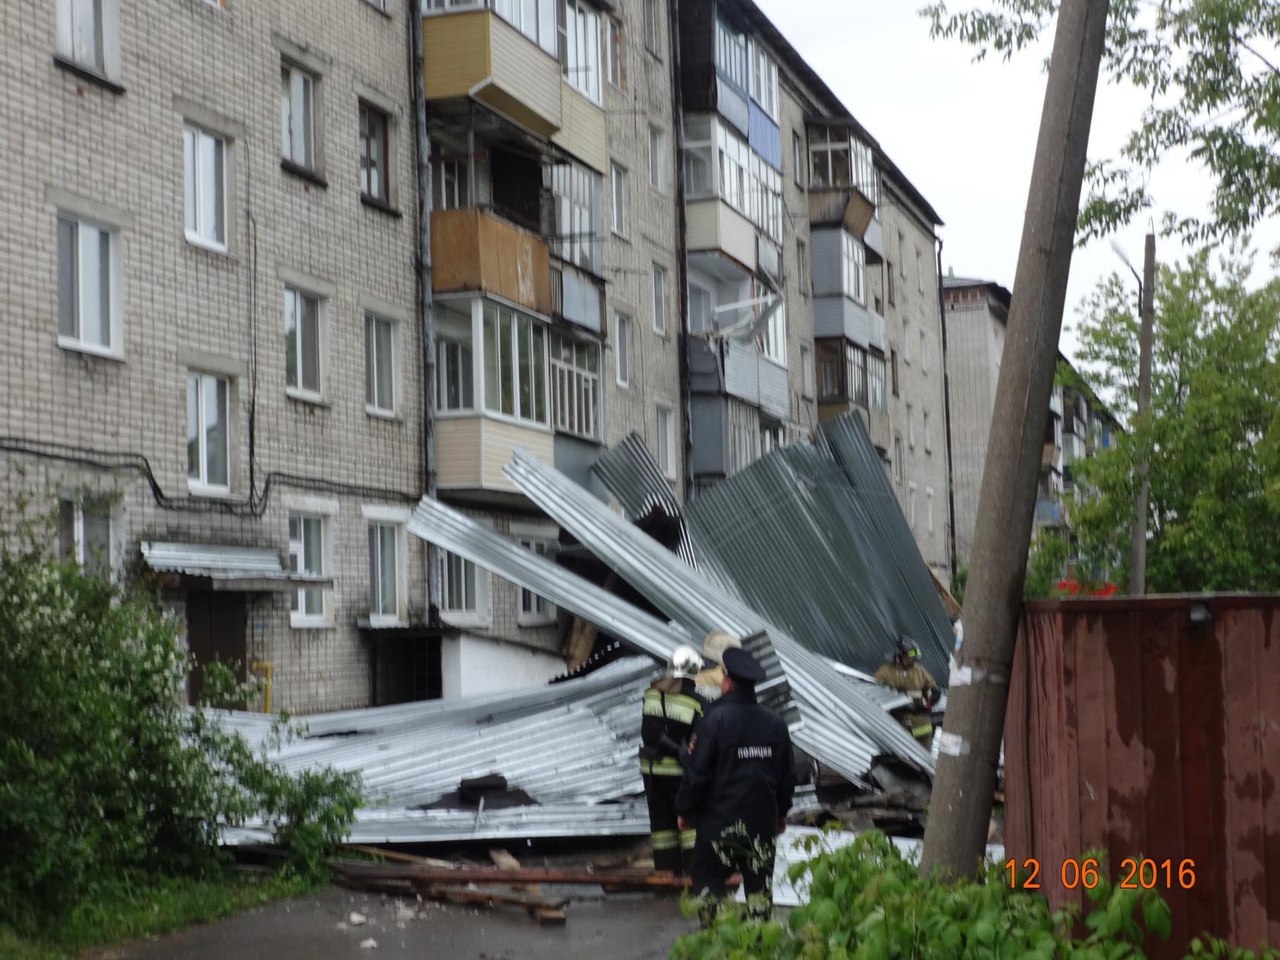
[669,645,703,679]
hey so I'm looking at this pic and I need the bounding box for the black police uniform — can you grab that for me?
[638,674,706,873]
[675,648,795,923]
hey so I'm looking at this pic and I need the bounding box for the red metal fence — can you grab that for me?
[1005,597,1280,957]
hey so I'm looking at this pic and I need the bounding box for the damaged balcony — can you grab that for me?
[431,208,552,316]
[807,124,884,259]
[815,338,890,451]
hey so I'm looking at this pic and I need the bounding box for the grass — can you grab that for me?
[1,868,317,959]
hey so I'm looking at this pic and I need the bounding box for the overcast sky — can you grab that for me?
[754,0,1279,367]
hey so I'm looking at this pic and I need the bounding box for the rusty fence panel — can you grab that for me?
[1005,597,1280,957]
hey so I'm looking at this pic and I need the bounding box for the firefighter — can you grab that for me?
[676,647,796,927]
[874,636,941,749]
[639,645,707,875]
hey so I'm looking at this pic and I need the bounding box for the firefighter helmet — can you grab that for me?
[669,645,703,679]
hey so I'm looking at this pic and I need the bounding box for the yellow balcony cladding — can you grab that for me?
[435,415,554,494]
[552,85,607,173]
[685,198,757,273]
[431,208,552,316]
[423,10,562,137]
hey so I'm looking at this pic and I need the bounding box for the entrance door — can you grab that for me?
[185,592,248,705]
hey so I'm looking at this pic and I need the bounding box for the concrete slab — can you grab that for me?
[105,886,699,960]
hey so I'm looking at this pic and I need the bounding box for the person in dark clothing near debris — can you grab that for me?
[639,645,707,874]
[676,646,795,926]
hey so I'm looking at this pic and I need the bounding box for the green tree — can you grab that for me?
[923,0,1280,243]
[1069,247,1280,592]
[1024,528,1071,598]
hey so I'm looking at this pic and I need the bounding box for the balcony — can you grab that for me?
[423,9,562,138]
[1035,498,1068,527]
[807,183,876,238]
[687,336,788,420]
[431,208,552,316]
[686,198,757,273]
[435,415,555,495]
[1042,441,1063,474]
[813,296,886,353]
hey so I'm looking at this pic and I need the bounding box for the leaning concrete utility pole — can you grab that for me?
[920,0,1112,878]
[1127,233,1156,595]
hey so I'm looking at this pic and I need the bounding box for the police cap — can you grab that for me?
[722,646,766,684]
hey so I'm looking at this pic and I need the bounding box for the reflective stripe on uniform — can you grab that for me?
[641,691,703,726]
[911,723,933,738]
[651,829,678,851]
[640,756,684,777]
[679,828,696,851]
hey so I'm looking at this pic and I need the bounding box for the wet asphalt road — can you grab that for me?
[101,886,699,960]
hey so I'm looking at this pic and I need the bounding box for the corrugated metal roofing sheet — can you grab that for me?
[141,540,327,584]
[591,434,699,567]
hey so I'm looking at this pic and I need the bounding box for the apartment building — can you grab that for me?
[419,0,684,695]
[941,275,1120,571]
[0,0,425,713]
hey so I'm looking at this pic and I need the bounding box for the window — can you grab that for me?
[868,352,886,411]
[550,332,601,441]
[368,522,401,622]
[56,0,107,74]
[846,344,868,406]
[800,345,813,398]
[649,125,666,190]
[714,15,747,89]
[606,18,623,87]
[890,349,900,396]
[366,314,395,414]
[187,372,229,491]
[903,321,912,364]
[656,405,675,480]
[894,437,905,484]
[615,313,631,386]
[842,232,866,305]
[59,498,111,579]
[817,340,841,399]
[433,158,468,210]
[908,482,917,530]
[687,281,712,335]
[651,264,667,334]
[683,116,714,195]
[792,131,804,187]
[57,216,119,354]
[906,403,915,449]
[284,287,322,398]
[759,300,786,366]
[280,62,315,170]
[920,328,928,374]
[438,336,474,410]
[917,248,925,294]
[429,0,557,55]
[563,0,602,103]
[359,102,390,202]
[643,0,659,54]
[482,301,548,424]
[898,232,906,278]
[183,124,226,250]
[926,488,935,533]
[610,163,628,235]
[796,239,809,298]
[748,40,778,120]
[924,411,932,453]
[440,548,489,624]
[728,401,758,473]
[887,261,897,306]
[289,513,326,622]
[547,160,602,273]
[513,528,557,626]
[711,119,782,239]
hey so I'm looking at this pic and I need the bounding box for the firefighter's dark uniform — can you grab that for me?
[675,649,795,924]
[638,674,706,873]
[874,659,940,749]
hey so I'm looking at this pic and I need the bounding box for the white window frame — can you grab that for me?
[183,124,227,252]
[186,371,231,493]
[908,481,918,530]
[651,263,667,334]
[360,101,392,203]
[55,0,117,78]
[606,17,623,88]
[924,410,932,453]
[920,328,928,374]
[563,0,603,104]
[748,40,778,121]
[643,0,659,54]
[796,238,809,298]
[363,504,411,627]
[433,157,469,210]
[437,333,475,412]
[842,231,866,305]
[365,313,396,416]
[656,405,676,480]
[903,321,912,365]
[893,436,905,485]
[481,300,549,426]
[284,286,324,401]
[439,516,492,627]
[759,300,786,367]
[792,130,804,187]
[56,214,123,358]
[58,497,114,578]
[648,125,666,191]
[512,522,558,627]
[610,163,629,236]
[280,61,315,170]
[687,280,713,335]
[907,403,915,450]
[615,312,631,387]
[926,487,935,533]
[547,160,602,274]
[917,248,925,294]
[288,511,330,628]
[550,332,601,442]
[800,345,814,398]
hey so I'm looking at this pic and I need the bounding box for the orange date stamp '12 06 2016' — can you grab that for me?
[1004,858,1198,891]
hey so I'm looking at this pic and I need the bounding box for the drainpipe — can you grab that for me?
[409,0,440,623]
[669,0,693,502]
[936,235,959,588]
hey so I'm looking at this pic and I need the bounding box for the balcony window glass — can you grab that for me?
[816,340,842,399]
[683,117,714,196]
[438,337,474,411]
[688,281,713,334]
[846,344,869,407]
[748,40,778,121]
[757,300,786,366]
[709,117,781,239]
[714,15,747,90]
[842,231,866,305]
[550,332,600,441]
[563,0,602,103]
[546,160,602,273]
[482,301,548,425]
[868,352,886,411]
[433,158,469,210]
[430,0,557,56]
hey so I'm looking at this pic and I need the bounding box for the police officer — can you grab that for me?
[639,645,707,874]
[874,636,941,749]
[676,647,795,926]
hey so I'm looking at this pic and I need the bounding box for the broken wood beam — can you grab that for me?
[342,844,459,869]
[330,859,696,889]
[415,883,570,911]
